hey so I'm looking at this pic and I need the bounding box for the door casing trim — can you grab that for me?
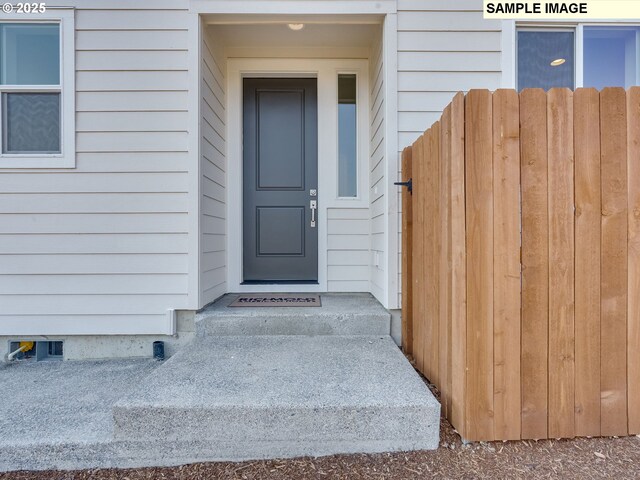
[227,58,369,293]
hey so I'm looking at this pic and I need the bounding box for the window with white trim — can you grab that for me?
[516,25,640,91]
[337,73,357,198]
[0,10,74,168]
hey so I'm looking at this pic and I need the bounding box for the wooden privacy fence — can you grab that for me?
[400,87,640,442]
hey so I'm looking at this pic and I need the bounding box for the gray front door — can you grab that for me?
[243,78,318,283]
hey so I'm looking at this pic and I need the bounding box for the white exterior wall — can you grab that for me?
[395,0,503,305]
[0,0,515,338]
[327,208,370,292]
[0,1,192,336]
[200,25,227,305]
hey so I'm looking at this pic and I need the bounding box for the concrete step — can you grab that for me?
[112,335,440,459]
[195,293,391,337]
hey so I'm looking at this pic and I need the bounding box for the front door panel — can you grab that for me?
[243,78,318,282]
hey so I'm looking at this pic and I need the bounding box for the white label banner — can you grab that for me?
[484,1,640,19]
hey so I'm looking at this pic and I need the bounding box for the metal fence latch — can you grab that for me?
[394,178,412,195]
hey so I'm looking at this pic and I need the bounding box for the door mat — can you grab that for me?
[228,294,321,307]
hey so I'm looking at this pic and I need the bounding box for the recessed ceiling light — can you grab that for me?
[550,58,566,67]
[288,23,305,31]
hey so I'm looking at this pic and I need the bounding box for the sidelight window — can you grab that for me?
[337,74,357,198]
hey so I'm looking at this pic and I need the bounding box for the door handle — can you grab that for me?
[310,200,317,228]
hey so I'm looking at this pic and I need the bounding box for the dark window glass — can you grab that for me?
[3,92,61,153]
[517,30,575,91]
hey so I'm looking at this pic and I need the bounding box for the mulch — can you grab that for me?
[2,364,640,480]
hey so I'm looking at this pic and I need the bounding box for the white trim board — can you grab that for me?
[187,13,202,310]
[226,58,370,294]
[383,13,399,310]
[1,312,176,336]
[191,1,397,15]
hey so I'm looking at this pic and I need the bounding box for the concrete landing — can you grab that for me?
[196,293,391,336]
[0,359,160,472]
[113,336,440,458]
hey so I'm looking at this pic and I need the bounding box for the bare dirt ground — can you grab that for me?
[2,372,639,479]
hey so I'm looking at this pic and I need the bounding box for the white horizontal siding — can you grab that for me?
[201,25,227,305]
[0,193,187,213]
[76,29,188,50]
[396,0,504,306]
[398,31,502,51]
[0,275,187,295]
[327,208,369,292]
[397,11,501,31]
[77,92,188,111]
[0,3,190,336]
[0,234,187,254]
[77,112,189,132]
[397,2,502,146]
[77,50,188,71]
[0,214,188,234]
[0,254,187,274]
[77,71,188,91]
[74,10,188,30]
[1,316,172,337]
[0,173,188,193]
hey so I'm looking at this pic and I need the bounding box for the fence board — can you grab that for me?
[464,89,494,441]
[628,87,640,435]
[440,106,453,419]
[519,88,549,440]
[547,88,575,439]
[492,89,521,440]
[429,121,442,388]
[411,134,425,373]
[401,87,639,443]
[573,88,602,437]
[449,92,467,436]
[600,87,629,437]
[401,146,413,356]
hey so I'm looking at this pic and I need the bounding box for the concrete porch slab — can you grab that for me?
[113,335,440,457]
[196,293,391,336]
[0,359,159,472]
[0,336,440,472]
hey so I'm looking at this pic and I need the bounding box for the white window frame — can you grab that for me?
[335,69,368,202]
[0,8,74,169]
[504,20,640,90]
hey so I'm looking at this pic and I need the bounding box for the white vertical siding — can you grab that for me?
[396,0,503,305]
[200,26,227,305]
[0,2,191,336]
[327,208,370,292]
[369,27,386,303]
